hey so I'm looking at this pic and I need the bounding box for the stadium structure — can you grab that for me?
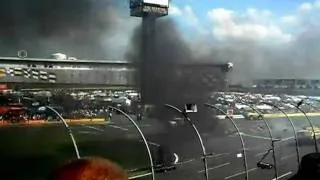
[230,78,320,95]
[253,79,320,90]
[0,56,135,90]
[0,56,232,91]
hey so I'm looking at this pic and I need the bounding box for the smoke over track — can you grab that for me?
[126,16,226,135]
[126,17,225,105]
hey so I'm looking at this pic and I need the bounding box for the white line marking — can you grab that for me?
[271,172,292,180]
[176,159,195,165]
[78,131,99,135]
[149,142,160,147]
[139,124,152,127]
[129,172,152,179]
[281,154,296,161]
[83,125,104,132]
[207,153,230,159]
[224,168,257,179]
[255,152,267,157]
[198,162,230,173]
[173,153,179,164]
[241,133,281,141]
[281,136,294,142]
[238,147,256,151]
[139,140,160,147]
[108,124,129,131]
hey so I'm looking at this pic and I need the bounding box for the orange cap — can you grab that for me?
[50,157,128,180]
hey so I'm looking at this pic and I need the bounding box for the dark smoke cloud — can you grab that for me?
[126,18,215,105]
[126,17,224,134]
[126,14,320,95]
[2,0,319,84]
[1,0,320,83]
[190,26,320,85]
[0,0,136,59]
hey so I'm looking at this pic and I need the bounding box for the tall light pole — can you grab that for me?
[261,102,300,169]
[204,103,249,180]
[234,97,278,179]
[130,0,169,105]
[165,104,209,180]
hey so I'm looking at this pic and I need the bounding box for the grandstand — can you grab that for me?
[230,79,320,96]
[0,57,135,89]
[253,79,320,90]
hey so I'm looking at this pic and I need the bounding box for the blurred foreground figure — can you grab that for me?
[289,153,320,180]
[49,157,128,180]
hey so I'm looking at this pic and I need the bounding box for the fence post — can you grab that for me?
[234,97,278,179]
[261,102,300,169]
[204,103,249,180]
[165,104,209,180]
[107,106,155,180]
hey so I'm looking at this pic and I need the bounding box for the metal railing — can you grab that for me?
[261,102,301,169]
[6,96,320,180]
[165,104,209,180]
[287,100,318,153]
[204,103,249,180]
[107,106,156,180]
[46,106,81,159]
[234,97,278,179]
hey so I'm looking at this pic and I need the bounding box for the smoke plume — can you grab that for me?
[189,27,320,85]
[2,0,320,85]
[126,17,224,134]
[0,0,137,59]
[126,17,221,105]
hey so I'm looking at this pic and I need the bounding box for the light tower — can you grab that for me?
[130,0,169,105]
[130,0,169,17]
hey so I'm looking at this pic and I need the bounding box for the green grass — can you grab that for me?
[0,124,154,180]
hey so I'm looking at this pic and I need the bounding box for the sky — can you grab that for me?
[1,0,320,82]
[162,0,320,81]
[169,0,320,43]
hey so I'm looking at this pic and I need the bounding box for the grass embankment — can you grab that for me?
[264,112,320,118]
[0,124,156,180]
[0,118,106,127]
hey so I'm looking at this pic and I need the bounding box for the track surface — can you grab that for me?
[1,114,320,180]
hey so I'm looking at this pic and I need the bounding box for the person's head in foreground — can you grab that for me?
[49,157,128,180]
[289,153,320,180]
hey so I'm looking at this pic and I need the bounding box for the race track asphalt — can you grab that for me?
[1,114,320,180]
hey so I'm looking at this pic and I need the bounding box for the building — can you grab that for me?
[253,79,320,90]
[0,57,135,89]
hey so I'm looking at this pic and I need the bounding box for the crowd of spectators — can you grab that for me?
[0,89,140,122]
